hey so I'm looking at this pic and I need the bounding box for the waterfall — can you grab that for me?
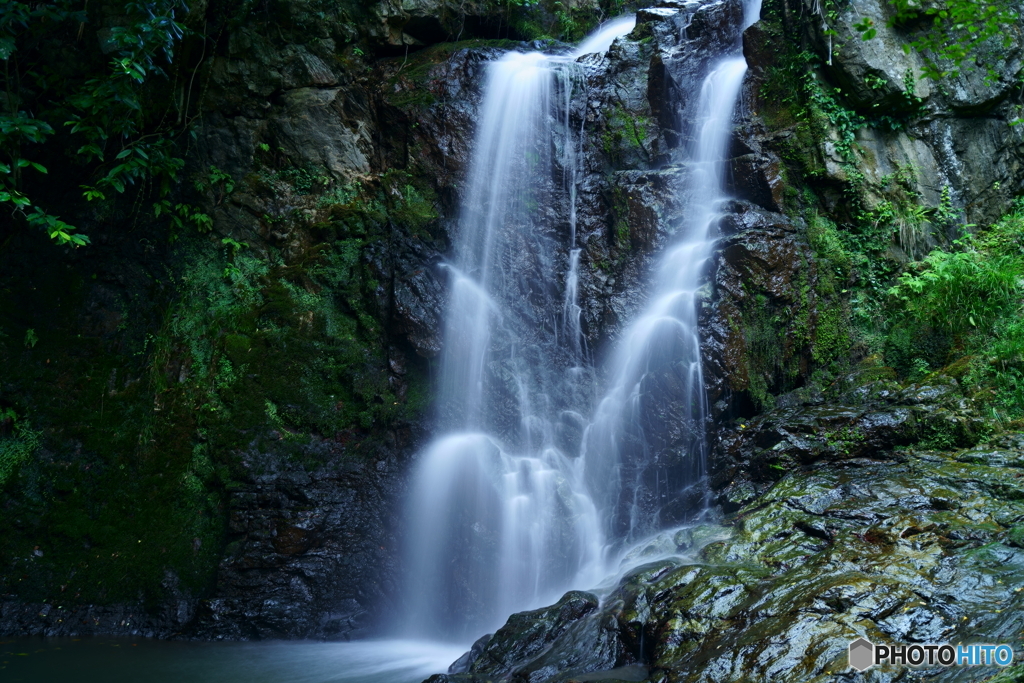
[582,0,763,552]
[574,15,637,57]
[404,46,613,639]
[403,0,761,642]
[582,57,750,544]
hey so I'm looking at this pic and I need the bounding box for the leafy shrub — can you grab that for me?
[888,247,1020,339]
[0,412,40,487]
[1,0,191,244]
[886,207,1024,417]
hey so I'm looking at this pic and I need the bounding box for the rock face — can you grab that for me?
[0,0,618,642]
[813,0,1024,226]
[0,589,197,639]
[401,0,1024,675]
[712,372,987,509]
[189,440,411,640]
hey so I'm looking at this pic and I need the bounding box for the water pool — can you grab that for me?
[0,637,465,683]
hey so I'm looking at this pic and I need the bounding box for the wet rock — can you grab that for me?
[271,87,372,180]
[432,434,1024,682]
[469,591,600,675]
[0,571,197,638]
[700,202,820,418]
[438,590,636,683]
[711,372,984,507]
[188,439,416,640]
[449,632,493,673]
[724,153,785,211]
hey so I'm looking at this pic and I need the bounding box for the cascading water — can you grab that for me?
[404,46,612,639]
[573,14,637,57]
[404,0,761,647]
[582,56,751,545]
[561,15,636,367]
[580,0,763,556]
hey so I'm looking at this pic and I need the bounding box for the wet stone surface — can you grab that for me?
[430,432,1024,682]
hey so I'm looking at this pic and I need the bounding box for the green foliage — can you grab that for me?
[195,165,235,200]
[864,166,930,252]
[553,0,598,43]
[154,200,213,237]
[806,211,851,281]
[856,0,1018,81]
[0,0,191,244]
[885,207,1024,418]
[275,165,332,195]
[220,237,248,256]
[317,184,359,208]
[0,413,39,488]
[319,169,438,237]
[888,245,1019,339]
[801,71,865,162]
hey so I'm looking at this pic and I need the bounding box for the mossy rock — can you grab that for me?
[461,441,1024,681]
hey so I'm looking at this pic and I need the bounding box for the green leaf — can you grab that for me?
[30,162,47,174]
[0,37,15,61]
[116,148,133,159]
[80,185,106,201]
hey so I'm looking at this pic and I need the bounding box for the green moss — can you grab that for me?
[273,164,332,195]
[822,425,866,454]
[0,232,223,605]
[805,211,851,280]
[812,306,849,365]
[602,104,650,164]
[610,186,632,251]
[0,416,40,488]
[982,663,1024,682]
[744,295,785,410]
[321,170,439,241]
[627,20,654,42]
[615,220,630,248]
[0,160,434,605]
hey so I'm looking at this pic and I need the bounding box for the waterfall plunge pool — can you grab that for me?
[0,637,467,683]
[1,522,731,682]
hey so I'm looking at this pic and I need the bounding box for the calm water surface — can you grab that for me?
[0,637,465,683]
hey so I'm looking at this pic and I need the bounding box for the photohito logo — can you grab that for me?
[849,638,1015,671]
